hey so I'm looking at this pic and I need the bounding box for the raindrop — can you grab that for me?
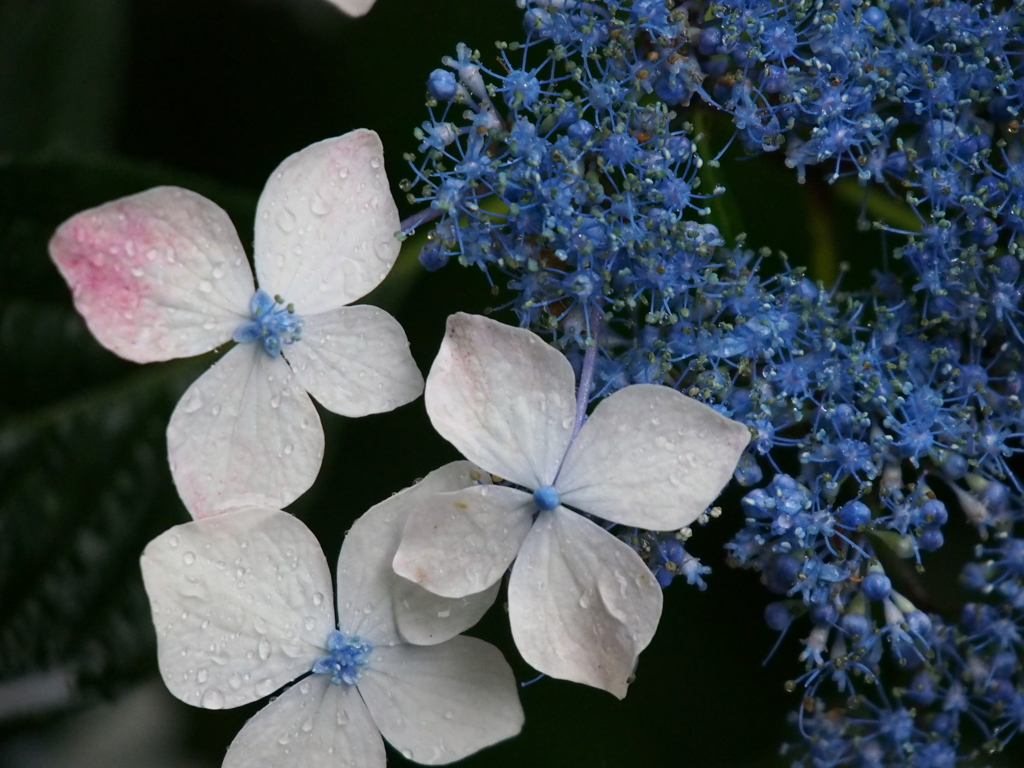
[312,592,324,606]
[301,717,314,733]
[228,673,242,689]
[168,535,180,548]
[198,280,213,293]
[130,267,145,278]
[258,638,272,660]
[304,617,316,630]
[444,710,454,720]
[337,709,350,726]
[256,678,277,696]
[183,552,196,566]
[181,390,204,414]
[270,394,282,409]
[197,668,209,684]
[362,603,373,614]
[284,444,294,456]
[200,689,225,710]
[309,192,330,216]
[338,167,350,179]
[276,209,297,233]
[370,158,382,169]
[212,266,226,279]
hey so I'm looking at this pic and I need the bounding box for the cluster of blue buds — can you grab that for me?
[407,0,1024,764]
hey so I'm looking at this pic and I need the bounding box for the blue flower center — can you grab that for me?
[533,485,560,511]
[311,631,372,686]
[233,289,304,356]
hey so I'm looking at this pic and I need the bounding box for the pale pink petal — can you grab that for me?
[392,484,535,599]
[507,508,663,699]
[425,313,576,489]
[49,187,253,362]
[167,343,324,519]
[223,675,385,768]
[326,0,376,16]
[557,384,751,529]
[283,305,423,417]
[358,637,523,764]
[139,508,335,710]
[253,131,400,315]
[337,463,498,646]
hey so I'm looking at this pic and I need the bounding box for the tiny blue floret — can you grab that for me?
[533,485,560,511]
[233,289,304,357]
[312,630,372,686]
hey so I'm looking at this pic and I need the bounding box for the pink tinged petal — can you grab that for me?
[358,637,524,764]
[48,187,254,363]
[336,463,498,647]
[392,484,535,599]
[283,305,423,417]
[167,344,325,519]
[222,674,386,768]
[507,508,663,699]
[557,384,751,530]
[326,0,377,17]
[253,130,401,315]
[425,313,576,489]
[139,508,336,710]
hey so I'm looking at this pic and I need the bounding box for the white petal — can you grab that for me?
[385,462,499,645]
[392,580,500,648]
[167,343,325,519]
[557,384,750,529]
[139,508,336,710]
[507,508,662,699]
[49,187,254,362]
[283,305,423,417]
[336,463,497,646]
[425,313,576,489]
[392,484,535,599]
[253,131,401,315]
[223,674,385,768]
[326,0,376,16]
[358,637,524,764]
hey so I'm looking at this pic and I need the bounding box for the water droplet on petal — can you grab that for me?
[258,638,272,660]
[309,192,330,216]
[201,689,225,710]
[198,280,213,293]
[183,552,196,566]
[197,668,209,684]
[277,208,297,233]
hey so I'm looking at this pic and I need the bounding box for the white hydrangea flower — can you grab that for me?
[393,313,750,698]
[49,130,423,519]
[140,462,523,768]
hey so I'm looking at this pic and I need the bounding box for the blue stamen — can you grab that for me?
[233,289,304,357]
[533,485,560,512]
[311,630,372,686]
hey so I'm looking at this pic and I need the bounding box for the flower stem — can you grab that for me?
[572,307,601,439]
[398,206,441,235]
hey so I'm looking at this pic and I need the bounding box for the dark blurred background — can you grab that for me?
[0,1,959,767]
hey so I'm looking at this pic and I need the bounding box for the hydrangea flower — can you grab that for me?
[49,130,423,518]
[392,313,750,697]
[140,461,523,767]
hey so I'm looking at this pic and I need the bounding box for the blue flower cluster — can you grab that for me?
[406,0,1024,764]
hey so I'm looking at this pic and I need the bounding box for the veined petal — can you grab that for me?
[326,0,376,17]
[222,674,385,768]
[253,131,401,315]
[283,305,423,417]
[393,484,535,599]
[507,508,663,699]
[167,343,324,519]
[358,637,523,764]
[425,313,576,489]
[557,384,750,529]
[49,187,253,362]
[139,508,335,710]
